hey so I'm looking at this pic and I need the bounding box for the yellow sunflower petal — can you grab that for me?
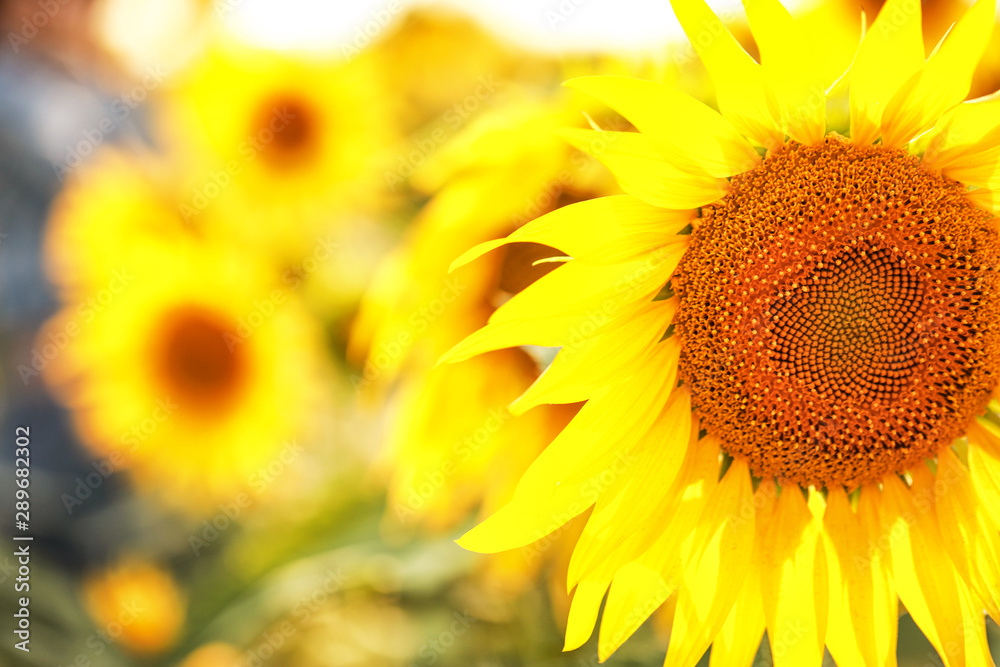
[458,350,681,554]
[857,483,900,667]
[573,388,691,570]
[923,92,1000,176]
[743,0,826,145]
[848,0,924,145]
[512,300,677,413]
[944,147,1000,189]
[568,488,633,591]
[823,488,866,667]
[967,187,1000,214]
[449,195,695,271]
[565,76,760,177]
[881,0,996,148]
[576,430,719,606]
[598,562,672,661]
[881,472,969,667]
[934,448,1000,620]
[565,580,608,651]
[708,480,775,667]
[566,406,695,588]
[456,475,592,554]
[669,0,784,149]
[664,459,756,667]
[823,485,899,667]
[969,417,1000,459]
[957,581,995,667]
[970,430,1000,530]
[440,247,684,364]
[552,358,691,488]
[560,128,729,209]
[760,486,828,667]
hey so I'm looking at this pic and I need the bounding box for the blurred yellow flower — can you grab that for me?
[82,558,184,656]
[178,642,244,667]
[351,92,620,598]
[858,0,1000,98]
[268,592,417,667]
[44,149,197,302]
[372,9,556,133]
[163,36,397,259]
[42,241,329,513]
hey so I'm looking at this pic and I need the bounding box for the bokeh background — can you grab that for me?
[0,1,999,666]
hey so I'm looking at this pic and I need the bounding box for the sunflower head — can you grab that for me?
[82,558,185,656]
[42,241,329,513]
[44,149,196,301]
[437,0,1000,664]
[162,35,397,258]
[176,643,243,667]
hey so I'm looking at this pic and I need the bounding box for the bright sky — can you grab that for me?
[223,0,753,54]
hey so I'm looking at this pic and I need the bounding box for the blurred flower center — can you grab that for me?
[254,95,317,167]
[156,306,247,410]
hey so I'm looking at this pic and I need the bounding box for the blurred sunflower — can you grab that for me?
[44,149,197,301]
[371,9,556,133]
[440,0,1000,665]
[858,0,1000,97]
[350,92,619,597]
[82,558,185,656]
[42,241,329,512]
[163,36,396,260]
[177,643,243,667]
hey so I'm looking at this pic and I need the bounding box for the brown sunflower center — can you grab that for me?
[255,96,317,166]
[156,306,247,411]
[769,244,924,402]
[674,137,1000,488]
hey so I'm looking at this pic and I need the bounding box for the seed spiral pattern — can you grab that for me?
[674,137,1000,487]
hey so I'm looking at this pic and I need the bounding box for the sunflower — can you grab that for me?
[162,36,396,260]
[44,148,202,301]
[370,9,554,133]
[82,558,185,656]
[350,93,620,600]
[177,643,243,667]
[42,241,328,513]
[440,0,1000,664]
